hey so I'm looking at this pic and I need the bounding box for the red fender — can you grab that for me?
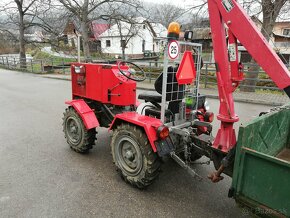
[65,99,99,129]
[109,112,163,152]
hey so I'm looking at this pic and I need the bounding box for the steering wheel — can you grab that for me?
[117,61,146,82]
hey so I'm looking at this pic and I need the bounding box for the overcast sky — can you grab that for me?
[143,0,289,21]
[143,0,199,8]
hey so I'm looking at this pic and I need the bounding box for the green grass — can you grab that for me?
[22,50,76,74]
[32,50,76,62]
[255,89,284,95]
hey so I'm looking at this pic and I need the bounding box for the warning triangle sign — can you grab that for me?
[176,51,196,85]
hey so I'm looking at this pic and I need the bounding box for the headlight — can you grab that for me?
[74,65,84,74]
[204,100,210,111]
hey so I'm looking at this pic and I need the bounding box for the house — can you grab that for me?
[272,21,290,61]
[245,18,290,63]
[183,19,212,52]
[190,17,290,63]
[61,19,110,52]
[189,27,212,52]
[99,17,167,58]
[251,18,290,46]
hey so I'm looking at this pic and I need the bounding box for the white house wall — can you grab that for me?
[100,20,166,56]
[101,32,155,55]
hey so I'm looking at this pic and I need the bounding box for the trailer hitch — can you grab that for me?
[208,165,225,183]
[208,147,236,183]
[170,151,203,181]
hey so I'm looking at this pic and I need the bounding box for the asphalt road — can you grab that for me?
[0,69,273,218]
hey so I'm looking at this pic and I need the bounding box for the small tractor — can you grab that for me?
[63,0,290,216]
[63,39,212,186]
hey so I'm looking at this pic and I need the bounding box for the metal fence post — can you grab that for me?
[40,60,44,73]
[1,56,4,65]
[205,63,208,88]
[62,58,65,74]
[31,59,34,73]
[149,62,152,83]
[6,57,9,68]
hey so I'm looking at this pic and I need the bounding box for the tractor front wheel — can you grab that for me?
[111,124,161,189]
[63,107,96,153]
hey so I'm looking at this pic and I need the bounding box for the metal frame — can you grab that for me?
[208,0,290,153]
[160,41,203,124]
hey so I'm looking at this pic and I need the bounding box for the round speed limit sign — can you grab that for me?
[168,40,179,60]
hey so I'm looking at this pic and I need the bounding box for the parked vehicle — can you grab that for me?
[63,0,290,216]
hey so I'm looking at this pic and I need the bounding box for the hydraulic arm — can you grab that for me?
[207,0,290,153]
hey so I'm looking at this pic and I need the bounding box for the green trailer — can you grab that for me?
[231,104,290,217]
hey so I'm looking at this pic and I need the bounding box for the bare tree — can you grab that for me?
[261,0,289,41]
[96,1,146,59]
[184,0,289,92]
[34,6,71,48]
[145,3,186,28]
[0,0,67,68]
[57,0,141,60]
[0,0,41,67]
[241,0,289,41]
[0,31,19,54]
[110,17,144,59]
[238,0,289,92]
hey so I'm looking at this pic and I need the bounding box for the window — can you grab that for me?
[106,40,111,47]
[283,29,290,36]
[142,40,145,52]
[120,40,126,48]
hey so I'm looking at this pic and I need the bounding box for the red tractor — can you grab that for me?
[63,37,214,188]
[63,0,290,215]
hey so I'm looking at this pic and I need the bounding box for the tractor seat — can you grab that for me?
[138,91,162,103]
[138,66,183,116]
[138,66,183,104]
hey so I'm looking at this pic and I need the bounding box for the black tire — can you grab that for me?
[63,107,96,153]
[111,123,161,189]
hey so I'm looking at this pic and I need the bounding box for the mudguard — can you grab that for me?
[109,112,163,152]
[65,99,99,129]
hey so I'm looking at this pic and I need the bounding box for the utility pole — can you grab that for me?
[77,34,81,63]
[74,28,81,62]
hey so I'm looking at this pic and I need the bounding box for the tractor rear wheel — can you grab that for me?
[63,107,96,153]
[111,124,161,189]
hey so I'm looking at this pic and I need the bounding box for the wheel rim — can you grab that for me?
[66,116,82,145]
[116,135,143,176]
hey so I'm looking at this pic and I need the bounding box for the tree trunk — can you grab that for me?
[121,47,125,60]
[18,7,26,69]
[80,20,91,60]
[80,0,90,61]
[261,0,286,41]
[240,0,287,93]
[261,20,275,42]
[240,59,260,92]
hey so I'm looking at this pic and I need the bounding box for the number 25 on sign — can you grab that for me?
[168,40,179,60]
